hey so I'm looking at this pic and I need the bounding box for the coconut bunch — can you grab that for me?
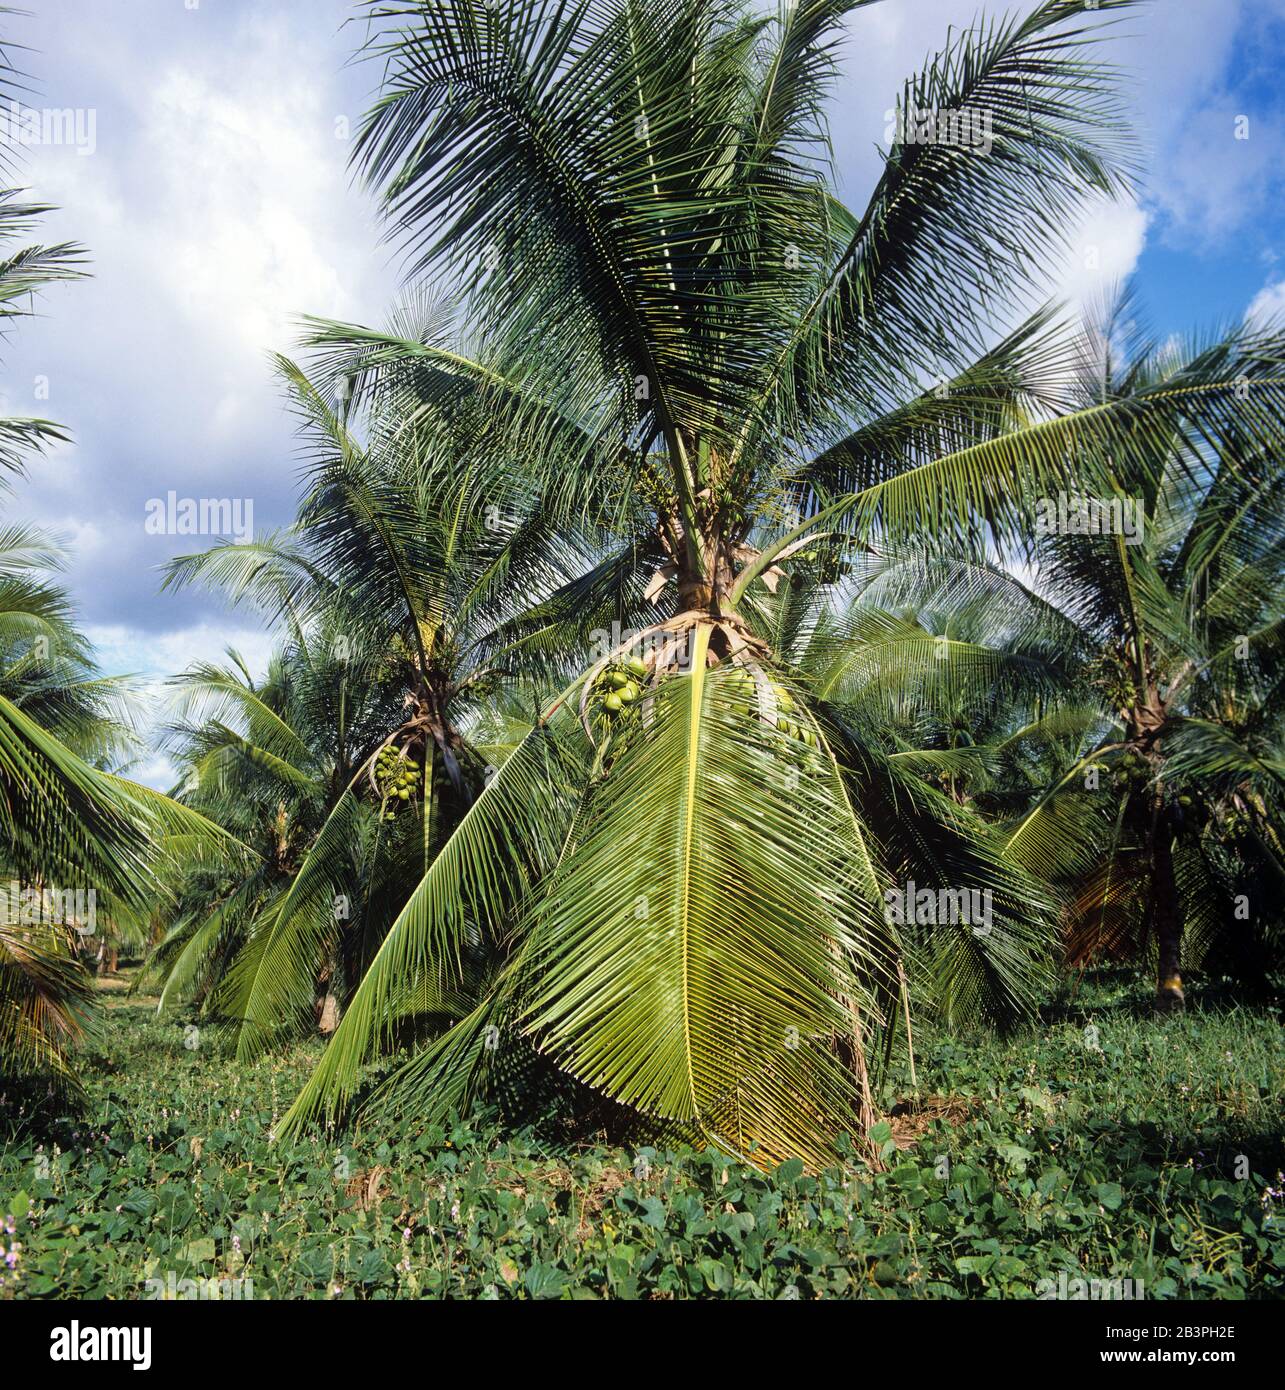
[371,743,423,820]
[1222,808,1253,840]
[583,641,821,755]
[591,654,649,720]
[1113,749,1151,791]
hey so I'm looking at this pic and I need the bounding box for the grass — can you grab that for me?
[0,971,1281,1299]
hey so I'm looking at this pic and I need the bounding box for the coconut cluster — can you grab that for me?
[1113,750,1151,789]
[592,654,649,719]
[587,652,819,752]
[375,745,422,820]
[1223,809,1251,839]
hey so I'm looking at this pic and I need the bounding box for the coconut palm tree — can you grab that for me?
[143,629,400,1045]
[837,306,1285,1008]
[0,530,130,1091]
[156,327,596,1057]
[990,303,1285,1007]
[275,0,1285,1166]
[0,500,237,1101]
[0,513,238,1092]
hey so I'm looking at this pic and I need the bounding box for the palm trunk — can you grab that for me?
[421,746,435,874]
[316,962,341,1034]
[1151,813,1185,1012]
[1126,671,1184,1012]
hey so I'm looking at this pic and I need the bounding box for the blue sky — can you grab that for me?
[3,0,1283,785]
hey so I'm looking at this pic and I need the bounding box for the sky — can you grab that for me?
[2,0,1284,786]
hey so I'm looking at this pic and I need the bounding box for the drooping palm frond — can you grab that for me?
[513,642,896,1168]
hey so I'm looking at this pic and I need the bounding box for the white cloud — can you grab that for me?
[1247,279,1285,326]
[86,620,278,789]
[833,0,1270,265]
[139,47,377,370]
[1056,199,1151,314]
[2,0,401,678]
[25,4,395,451]
[86,621,276,684]
[1149,108,1277,246]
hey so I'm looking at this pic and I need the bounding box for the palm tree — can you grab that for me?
[992,301,1285,1007]
[144,633,396,1044]
[0,525,136,1087]
[156,327,595,1057]
[0,443,236,1103]
[275,0,1285,1167]
[0,509,239,1093]
[836,297,1285,1007]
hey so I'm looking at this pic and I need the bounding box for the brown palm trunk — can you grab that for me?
[1126,671,1184,1013]
[1151,814,1185,1012]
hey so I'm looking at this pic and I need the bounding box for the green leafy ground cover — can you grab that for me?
[1,973,1281,1299]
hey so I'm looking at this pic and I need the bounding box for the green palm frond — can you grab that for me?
[516,641,897,1168]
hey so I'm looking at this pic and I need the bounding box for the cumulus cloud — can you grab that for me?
[6,0,396,631]
[833,0,1283,302]
[1120,0,1285,248]
[1247,278,1285,326]
[1057,200,1151,314]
